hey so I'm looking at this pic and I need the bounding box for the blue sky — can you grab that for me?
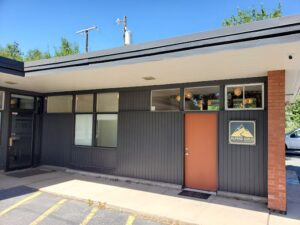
[1,0,300,54]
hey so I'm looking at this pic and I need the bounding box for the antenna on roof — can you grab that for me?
[76,26,98,53]
[116,16,132,46]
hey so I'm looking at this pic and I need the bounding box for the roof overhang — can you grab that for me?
[1,15,300,102]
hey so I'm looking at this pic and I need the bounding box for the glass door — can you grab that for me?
[7,94,35,170]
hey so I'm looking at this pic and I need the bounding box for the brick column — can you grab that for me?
[268,70,286,212]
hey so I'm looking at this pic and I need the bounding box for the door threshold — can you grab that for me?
[183,188,216,195]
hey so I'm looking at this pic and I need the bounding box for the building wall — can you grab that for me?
[39,77,268,194]
[218,110,268,197]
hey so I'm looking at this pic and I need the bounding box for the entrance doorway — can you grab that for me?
[184,113,217,192]
[7,94,36,170]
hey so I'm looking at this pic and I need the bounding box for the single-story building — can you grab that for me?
[1,14,300,213]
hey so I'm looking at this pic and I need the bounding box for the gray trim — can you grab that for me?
[0,57,24,77]
[1,15,300,77]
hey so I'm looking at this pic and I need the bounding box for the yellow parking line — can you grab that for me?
[0,191,42,217]
[29,198,67,225]
[125,215,135,225]
[80,207,99,225]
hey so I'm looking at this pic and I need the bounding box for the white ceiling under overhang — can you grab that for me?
[0,40,300,102]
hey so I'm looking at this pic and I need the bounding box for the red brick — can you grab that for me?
[267,70,286,212]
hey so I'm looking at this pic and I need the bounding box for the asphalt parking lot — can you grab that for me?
[0,186,163,225]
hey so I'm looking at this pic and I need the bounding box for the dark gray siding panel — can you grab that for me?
[218,110,267,197]
[70,146,117,173]
[116,111,183,184]
[41,114,73,167]
[119,90,150,111]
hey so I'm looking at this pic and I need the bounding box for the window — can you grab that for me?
[0,91,5,110]
[184,86,220,111]
[10,94,34,110]
[75,114,93,146]
[96,114,118,147]
[151,89,180,111]
[97,93,119,112]
[75,94,93,112]
[226,83,264,110]
[47,95,73,113]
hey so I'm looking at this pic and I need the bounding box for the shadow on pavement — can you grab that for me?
[0,185,37,201]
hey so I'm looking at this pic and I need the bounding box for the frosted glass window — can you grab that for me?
[96,114,118,147]
[97,93,119,112]
[75,114,93,146]
[47,95,73,113]
[0,91,5,110]
[75,94,93,112]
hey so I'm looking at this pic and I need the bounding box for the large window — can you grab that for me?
[75,114,93,146]
[184,86,220,111]
[151,89,180,111]
[72,92,119,148]
[96,114,118,147]
[47,95,73,113]
[226,83,264,110]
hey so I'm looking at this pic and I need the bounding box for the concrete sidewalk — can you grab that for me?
[0,168,299,225]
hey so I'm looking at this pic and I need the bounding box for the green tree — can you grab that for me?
[24,49,51,61]
[223,3,282,27]
[286,96,300,133]
[0,42,23,61]
[54,37,79,57]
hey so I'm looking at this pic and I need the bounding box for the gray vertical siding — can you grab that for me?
[218,110,267,197]
[116,111,183,184]
[41,114,73,167]
[119,90,150,111]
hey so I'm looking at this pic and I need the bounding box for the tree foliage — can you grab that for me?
[286,96,300,133]
[54,38,79,57]
[24,49,51,61]
[0,42,23,61]
[223,3,282,27]
[0,38,79,62]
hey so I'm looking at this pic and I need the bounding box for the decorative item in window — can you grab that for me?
[229,120,256,145]
[184,86,220,111]
[226,83,263,110]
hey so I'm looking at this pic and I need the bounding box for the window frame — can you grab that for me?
[150,88,181,112]
[225,83,264,111]
[183,85,220,112]
[71,92,119,149]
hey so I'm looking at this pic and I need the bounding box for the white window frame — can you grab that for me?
[225,83,264,111]
[150,88,181,112]
[184,85,220,111]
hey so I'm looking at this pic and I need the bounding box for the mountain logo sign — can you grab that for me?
[229,121,256,145]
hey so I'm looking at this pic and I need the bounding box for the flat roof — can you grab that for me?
[1,14,300,75]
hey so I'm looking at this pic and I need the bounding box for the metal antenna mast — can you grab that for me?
[116,16,129,46]
[76,26,97,52]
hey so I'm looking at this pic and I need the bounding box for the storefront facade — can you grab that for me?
[1,15,300,212]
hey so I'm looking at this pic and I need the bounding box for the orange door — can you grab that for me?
[184,113,217,192]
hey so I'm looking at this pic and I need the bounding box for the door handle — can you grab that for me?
[9,137,13,147]
[185,152,189,156]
